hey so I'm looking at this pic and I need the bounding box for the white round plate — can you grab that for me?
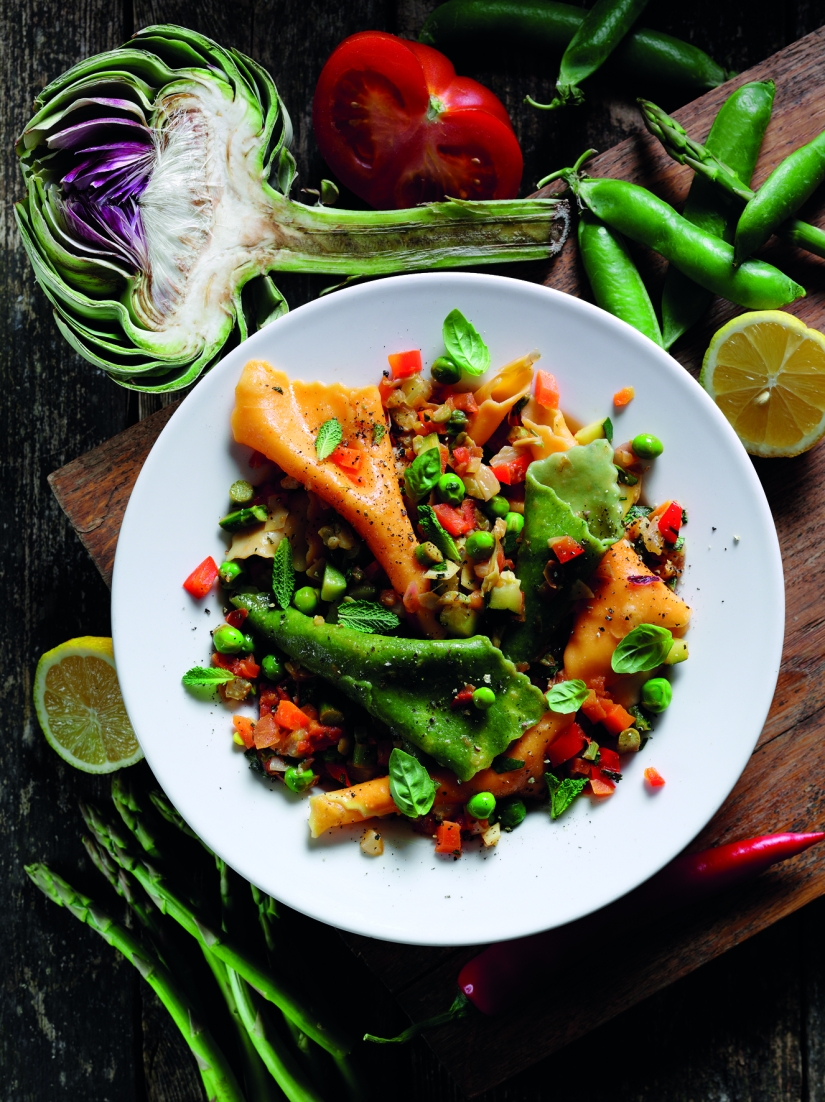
[112,272,783,946]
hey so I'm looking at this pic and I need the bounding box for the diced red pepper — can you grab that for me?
[388,349,422,379]
[645,767,666,788]
[545,722,587,768]
[326,762,351,786]
[613,386,635,408]
[435,821,462,855]
[548,536,585,564]
[232,716,256,750]
[451,392,478,415]
[601,702,635,736]
[433,498,476,537]
[491,451,531,486]
[329,445,363,482]
[589,767,616,797]
[658,500,682,544]
[568,757,591,778]
[599,746,621,773]
[534,370,559,409]
[274,699,311,730]
[225,608,248,629]
[183,556,219,598]
[451,685,476,709]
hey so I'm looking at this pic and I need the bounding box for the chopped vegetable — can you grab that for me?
[388,350,423,379]
[183,556,219,599]
[644,766,666,788]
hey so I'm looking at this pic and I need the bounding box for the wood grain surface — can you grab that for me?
[9,2,825,1101]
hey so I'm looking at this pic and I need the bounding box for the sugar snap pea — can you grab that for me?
[735,128,825,264]
[419,1,731,96]
[578,210,663,345]
[659,81,774,348]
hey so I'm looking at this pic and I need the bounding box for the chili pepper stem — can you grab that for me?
[363,991,472,1044]
[537,148,598,189]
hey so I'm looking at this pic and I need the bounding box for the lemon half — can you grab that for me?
[33,637,142,773]
[700,311,825,457]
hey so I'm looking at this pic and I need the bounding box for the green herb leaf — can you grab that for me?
[628,704,652,733]
[404,447,442,501]
[611,624,673,674]
[492,756,525,774]
[546,772,588,820]
[624,504,651,525]
[337,601,400,634]
[315,418,343,460]
[388,747,436,818]
[545,679,589,714]
[182,667,234,687]
[271,536,295,611]
[615,465,639,486]
[417,504,460,562]
[373,422,386,445]
[602,417,613,444]
[442,309,490,378]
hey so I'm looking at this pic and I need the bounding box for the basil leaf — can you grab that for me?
[545,679,589,714]
[404,446,442,501]
[315,418,342,460]
[442,308,490,378]
[546,772,588,820]
[337,600,400,634]
[611,624,673,674]
[389,747,436,818]
[271,536,295,611]
[602,417,613,444]
[417,504,460,562]
[492,756,525,774]
[182,667,234,687]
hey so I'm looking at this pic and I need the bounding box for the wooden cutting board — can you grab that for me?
[49,25,825,1098]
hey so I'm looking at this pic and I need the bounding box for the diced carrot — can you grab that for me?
[274,699,311,730]
[580,690,608,724]
[613,386,635,408]
[388,349,422,379]
[252,713,280,749]
[183,556,219,598]
[589,767,616,797]
[644,767,666,788]
[535,370,560,409]
[601,702,635,736]
[232,716,256,749]
[435,820,462,855]
[545,722,587,768]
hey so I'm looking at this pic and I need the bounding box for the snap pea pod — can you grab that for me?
[564,175,805,309]
[658,81,775,348]
[578,210,663,345]
[735,128,825,264]
[529,0,651,110]
[419,1,731,95]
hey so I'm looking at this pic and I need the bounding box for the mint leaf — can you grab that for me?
[611,624,673,674]
[546,771,588,820]
[373,422,386,444]
[182,667,234,687]
[417,504,460,562]
[271,536,295,610]
[442,309,490,378]
[389,747,436,818]
[315,418,342,460]
[545,679,589,714]
[337,601,400,634]
[404,447,442,501]
[602,417,613,443]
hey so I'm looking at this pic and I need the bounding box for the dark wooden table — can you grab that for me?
[6,2,825,1099]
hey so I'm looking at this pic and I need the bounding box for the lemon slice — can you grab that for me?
[700,311,825,457]
[33,637,142,773]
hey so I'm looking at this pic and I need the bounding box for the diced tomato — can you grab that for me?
[491,451,531,486]
[433,498,476,537]
[232,716,256,750]
[598,746,621,773]
[274,699,311,730]
[418,410,448,434]
[225,608,248,629]
[658,500,682,544]
[644,767,666,788]
[451,444,471,472]
[378,376,398,405]
[601,702,635,736]
[329,445,363,482]
[326,762,351,786]
[534,370,559,409]
[587,676,607,695]
[259,686,280,717]
[451,685,476,709]
[388,349,422,379]
[212,653,260,679]
[548,536,585,564]
[613,386,635,407]
[589,767,616,797]
[580,690,608,724]
[183,556,219,598]
[545,722,587,768]
[253,713,280,749]
[435,820,462,855]
[451,392,479,415]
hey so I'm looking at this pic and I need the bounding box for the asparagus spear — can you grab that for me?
[25,863,245,1102]
[112,774,165,860]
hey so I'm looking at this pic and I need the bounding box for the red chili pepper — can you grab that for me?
[658,500,682,544]
[313,32,523,209]
[182,556,218,598]
[388,349,422,379]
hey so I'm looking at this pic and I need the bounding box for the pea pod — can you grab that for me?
[659,81,774,349]
[569,176,804,310]
[735,128,825,264]
[577,209,662,345]
[419,1,730,95]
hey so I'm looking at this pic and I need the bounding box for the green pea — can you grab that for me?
[431,356,461,385]
[466,791,496,820]
[503,512,524,555]
[631,433,664,459]
[484,495,510,519]
[261,654,285,681]
[240,633,256,654]
[293,586,320,615]
[284,767,316,794]
[218,560,244,588]
[320,563,347,603]
[641,677,672,712]
[496,798,527,831]
[465,530,495,560]
[437,472,465,505]
[229,479,254,504]
[472,686,496,710]
[212,624,245,654]
[445,410,468,435]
